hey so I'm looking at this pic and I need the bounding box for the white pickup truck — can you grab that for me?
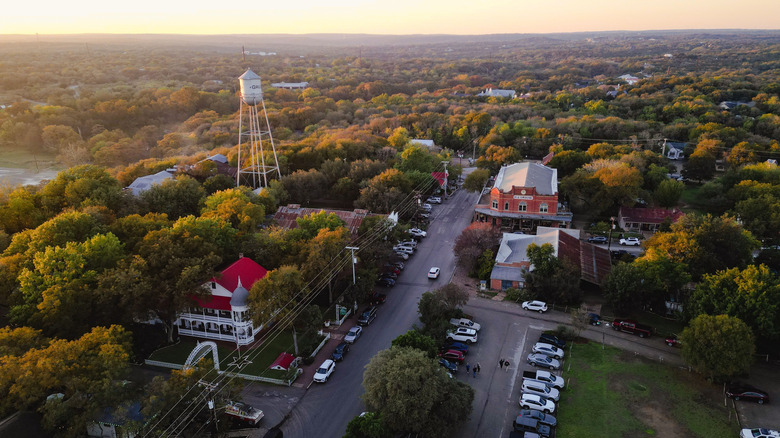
[446,327,478,344]
[449,318,481,331]
[522,369,565,389]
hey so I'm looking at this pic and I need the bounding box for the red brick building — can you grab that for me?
[474,162,572,232]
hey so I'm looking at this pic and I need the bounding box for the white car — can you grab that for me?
[408,228,427,238]
[619,237,641,246]
[397,239,417,248]
[522,300,548,313]
[428,267,440,279]
[521,379,560,402]
[421,203,433,211]
[313,359,335,383]
[446,327,478,344]
[426,196,442,204]
[393,251,409,260]
[344,325,362,344]
[519,393,556,414]
[532,342,565,359]
[740,429,780,438]
[393,246,414,255]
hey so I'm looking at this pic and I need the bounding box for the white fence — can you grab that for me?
[310,332,332,358]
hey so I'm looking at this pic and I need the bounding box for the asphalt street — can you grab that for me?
[276,182,483,438]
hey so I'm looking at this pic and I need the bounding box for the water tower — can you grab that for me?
[236,68,281,189]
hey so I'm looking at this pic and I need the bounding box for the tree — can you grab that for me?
[201,187,265,234]
[248,265,308,354]
[391,330,437,358]
[453,222,500,275]
[355,169,413,214]
[39,165,124,215]
[462,168,490,192]
[417,284,469,339]
[396,145,436,174]
[302,227,351,303]
[362,346,474,438]
[140,175,206,220]
[680,314,755,381]
[653,179,684,208]
[641,214,758,280]
[687,265,780,341]
[525,243,581,304]
[344,412,390,438]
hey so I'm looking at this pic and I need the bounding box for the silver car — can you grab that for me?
[527,353,561,370]
[344,325,362,344]
[532,342,565,360]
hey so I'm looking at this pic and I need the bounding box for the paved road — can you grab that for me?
[277,183,483,438]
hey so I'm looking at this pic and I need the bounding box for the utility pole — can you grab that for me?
[346,246,359,285]
[442,161,449,199]
[607,216,616,252]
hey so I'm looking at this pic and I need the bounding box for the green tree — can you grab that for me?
[525,243,581,304]
[362,346,474,438]
[453,222,500,276]
[39,165,124,215]
[391,330,437,358]
[248,265,308,354]
[653,179,684,208]
[355,169,413,214]
[201,187,265,234]
[344,412,390,438]
[396,145,436,174]
[680,314,755,381]
[140,175,206,220]
[688,265,780,341]
[462,168,490,192]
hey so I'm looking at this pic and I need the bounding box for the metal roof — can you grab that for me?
[273,205,374,235]
[490,265,526,282]
[239,69,261,80]
[493,162,557,195]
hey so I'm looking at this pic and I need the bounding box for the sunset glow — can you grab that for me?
[1,0,779,35]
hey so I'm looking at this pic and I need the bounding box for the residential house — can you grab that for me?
[477,88,516,98]
[126,169,176,196]
[271,82,309,89]
[273,204,374,236]
[618,74,640,85]
[473,162,572,232]
[718,101,756,110]
[617,207,685,233]
[489,227,611,290]
[87,402,146,438]
[665,141,686,160]
[410,139,438,152]
[177,256,268,346]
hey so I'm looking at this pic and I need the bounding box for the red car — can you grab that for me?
[726,383,770,404]
[438,349,465,364]
[665,336,682,347]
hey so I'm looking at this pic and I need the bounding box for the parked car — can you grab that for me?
[383,264,401,275]
[532,342,565,360]
[538,334,566,349]
[513,415,553,438]
[522,370,565,389]
[313,359,335,383]
[612,319,653,338]
[522,379,560,402]
[408,228,427,238]
[428,267,441,279]
[446,327,478,344]
[426,196,442,204]
[449,318,481,331]
[418,212,430,219]
[740,428,780,438]
[665,336,681,347]
[357,306,378,326]
[421,203,433,211]
[397,239,417,248]
[519,393,556,414]
[588,313,601,325]
[439,358,458,373]
[438,349,465,364]
[518,409,557,427]
[376,277,396,287]
[390,260,405,270]
[727,383,770,404]
[344,326,362,344]
[393,246,414,255]
[370,292,387,304]
[522,300,548,313]
[331,342,350,361]
[393,251,409,260]
[527,353,561,370]
[445,342,469,355]
[587,236,608,244]
[380,271,398,280]
[619,237,641,246]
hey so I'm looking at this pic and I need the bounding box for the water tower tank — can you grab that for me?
[239,69,263,105]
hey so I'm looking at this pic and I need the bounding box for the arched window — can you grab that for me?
[518,202,527,212]
[539,203,548,213]
[504,202,509,210]
[492,199,498,209]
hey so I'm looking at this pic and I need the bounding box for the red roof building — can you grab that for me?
[269,352,299,371]
[618,207,685,233]
[177,256,267,346]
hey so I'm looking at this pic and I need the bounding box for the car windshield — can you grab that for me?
[317,367,327,374]
[349,329,357,335]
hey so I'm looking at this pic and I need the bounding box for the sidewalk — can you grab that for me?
[292,314,356,388]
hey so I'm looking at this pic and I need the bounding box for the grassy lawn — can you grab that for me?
[0,146,57,169]
[557,341,739,438]
[148,331,301,379]
[679,185,707,213]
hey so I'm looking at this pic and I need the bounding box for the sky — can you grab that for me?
[1,0,779,35]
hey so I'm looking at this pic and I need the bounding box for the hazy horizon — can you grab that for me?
[2,0,779,36]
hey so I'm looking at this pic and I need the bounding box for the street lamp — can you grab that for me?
[607,216,616,252]
[346,246,359,285]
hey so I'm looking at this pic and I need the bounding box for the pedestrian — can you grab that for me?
[466,363,470,372]
[472,367,477,378]
[499,358,505,369]
[504,360,510,372]
[476,363,481,374]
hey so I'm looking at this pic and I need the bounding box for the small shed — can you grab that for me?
[269,352,298,371]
